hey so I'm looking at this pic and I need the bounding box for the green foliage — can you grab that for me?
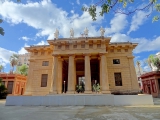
[148,54,160,71]
[82,0,160,22]
[0,19,4,36]
[92,83,100,92]
[0,65,4,72]
[0,78,8,99]
[10,54,19,73]
[17,64,28,76]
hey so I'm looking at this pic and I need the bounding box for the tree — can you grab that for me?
[148,54,160,71]
[17,64,28,76]
[10,54,19,73]
[0,65,4,72]
[0,19,4,36]
[0,78,8,99]
[136,61,141,75]
[82,0,160,22]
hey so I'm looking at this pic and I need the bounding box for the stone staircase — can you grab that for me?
[153,98,160,105]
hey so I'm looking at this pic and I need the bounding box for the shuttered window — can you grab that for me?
[7,81,14,94]
[41,74,48,87]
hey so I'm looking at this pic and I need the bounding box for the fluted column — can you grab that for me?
[100,53,110,94]
[57,57,63,94]
[50,55,58,94]
[24,59,34,95]
[128,56,139,92]
[84,54,92,94]
[67,54,76,94]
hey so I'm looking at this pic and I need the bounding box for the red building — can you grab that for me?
[140,71,160,97]
[0,73,27,95]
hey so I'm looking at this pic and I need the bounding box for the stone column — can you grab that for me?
[100,53,110,94]
[128,56,139,92]
[24,59,34,95]
[57,57,63,94]
[50,55,58,94]
[67,54,76,94]
[84,54,92,94]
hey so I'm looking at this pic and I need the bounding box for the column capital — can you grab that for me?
[83,53,91,56]
[52,54,59,57]
[99,52,107,56]
[127,56,134,59]
[68,54,75,57]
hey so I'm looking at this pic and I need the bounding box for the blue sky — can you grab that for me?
[0,0,160,72]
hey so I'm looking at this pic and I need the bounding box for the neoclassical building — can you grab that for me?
[24,36,139,95]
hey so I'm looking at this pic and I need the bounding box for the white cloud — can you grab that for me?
[105,14,128,35]
[76,0,80,5]
[0,47,16,66]
[70,10,74,14]
[18,43,29,54]
[110,33,160,53]
[20,36,30,41]
[127,11,149,34]
[0,0,104,40]
[111,33,130,42]
[36,40,49,45]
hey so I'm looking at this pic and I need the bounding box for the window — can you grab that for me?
[58,45,61,49]
[81,44,85,48]
[42,61,49,66]
[65,45,69,49]
[97,44,101,48]
[110,49,114,52]
[113,59,120,64]
[34,52,38,55]
[48,51,51,55]
[73,45,77,48]
[89,44,93,48]
[125,49,128,52]
[114,73,122,86]
[117,49,121,52]
[41,52,45,55]
[41,74,48,87]
[7,81,14,94]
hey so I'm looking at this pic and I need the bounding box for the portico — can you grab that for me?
[24,36,139,96]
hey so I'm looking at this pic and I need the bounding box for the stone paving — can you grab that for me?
[0,99,160,120]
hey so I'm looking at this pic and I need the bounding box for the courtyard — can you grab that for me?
[0,99,160,120]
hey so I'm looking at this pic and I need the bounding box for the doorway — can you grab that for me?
[90,59,100,90]
[62,60,68,93]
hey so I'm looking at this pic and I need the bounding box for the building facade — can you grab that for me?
[24,37,139,95]
[141,71,160,97]
[17,53,30,66]
[0,73,27,95]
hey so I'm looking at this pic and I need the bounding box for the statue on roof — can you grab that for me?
[84,27,89,37]
[70,28,74,38]
[100,26,105,36]
[54,28,59,39]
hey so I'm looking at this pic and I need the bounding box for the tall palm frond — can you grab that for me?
[10,54,19,73]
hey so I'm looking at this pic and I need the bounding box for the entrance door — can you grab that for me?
[21,88,24,95]
[148,86,151,94]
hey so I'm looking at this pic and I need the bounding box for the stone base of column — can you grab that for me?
[101,90,111,94]
[66,91,75,94]
[84,90,92,94]
[49,91,58,94]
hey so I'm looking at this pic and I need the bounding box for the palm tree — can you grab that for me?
[0,65,4,73]
[10,54,19,73]
[136,61,141,75]
[0,19,4,36]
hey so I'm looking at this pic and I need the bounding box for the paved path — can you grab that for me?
[0,99,160,120]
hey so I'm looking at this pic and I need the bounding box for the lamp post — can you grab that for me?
[63,81,66,93]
